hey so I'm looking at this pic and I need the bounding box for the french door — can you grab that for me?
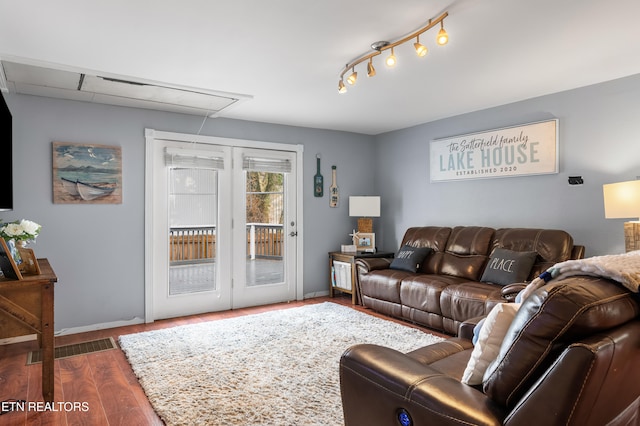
[232,148,298,308]
[145,130,302,321]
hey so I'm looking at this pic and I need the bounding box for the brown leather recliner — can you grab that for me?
[340,276,640,425]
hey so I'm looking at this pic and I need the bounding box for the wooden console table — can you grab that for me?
[0,258,57,402]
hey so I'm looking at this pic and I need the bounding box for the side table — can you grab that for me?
[329,251,394,304]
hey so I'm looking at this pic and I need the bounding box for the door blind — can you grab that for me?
[242,156,291,173]
[165,147,225,170]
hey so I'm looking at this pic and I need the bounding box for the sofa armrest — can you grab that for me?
[459,316,485,340]
[406,338,474,364]
[340,344,505,426]
[501,282,527,301]
[571,245,585,260]
[355,257,393,274]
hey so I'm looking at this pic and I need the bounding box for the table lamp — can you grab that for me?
[603,180,640,252]
[349,196,380,233]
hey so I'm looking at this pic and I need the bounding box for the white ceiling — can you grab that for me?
[1,0,639,135]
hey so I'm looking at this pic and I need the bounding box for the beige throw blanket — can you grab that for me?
[519,250,640,301]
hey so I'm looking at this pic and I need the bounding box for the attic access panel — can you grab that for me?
[81,75,237,113]
[1,60,251,117]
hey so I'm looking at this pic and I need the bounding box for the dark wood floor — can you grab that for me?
[0,294,443,425]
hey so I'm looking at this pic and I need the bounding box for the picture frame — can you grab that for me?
[353,232,376,253]
[0,239,23,280]
[17,247,41,275]
[52,142,123,204]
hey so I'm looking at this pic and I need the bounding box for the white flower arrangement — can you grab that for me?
[0,219,42,242]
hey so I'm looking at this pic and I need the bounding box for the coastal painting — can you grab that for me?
[52,142,122,204]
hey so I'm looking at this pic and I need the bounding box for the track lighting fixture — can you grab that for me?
[337,11,449,93]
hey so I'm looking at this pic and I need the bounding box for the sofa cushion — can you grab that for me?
[440,282,504,330]
[359,269,410,304]
[445,226,495,256]
[480,248,537,286]
[482,276,640,407]
[461,303,520,385]
[390,245,433,273]
[400,227,452,273]
[438,227,494,280]
[401,226,452,252]
[440,253,488,281]
[400,274,468,315]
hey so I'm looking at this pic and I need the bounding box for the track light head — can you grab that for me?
[437,21,449,45]
[414,42,428,57]
[347,68,358,85]
[414,35,428,57]
[338,79,347,94]
[386,48,397,67]
[367,59,376,77]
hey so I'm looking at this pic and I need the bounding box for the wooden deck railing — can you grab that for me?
[169,224,284,264]
[169,226,216,264]
[246,224,284,259]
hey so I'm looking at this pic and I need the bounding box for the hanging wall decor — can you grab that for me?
[429,119,558,182]
[329,165,339,207]
[314,154,323,197]
[52,142,123,204]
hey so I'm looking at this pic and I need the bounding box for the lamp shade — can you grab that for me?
[603,180,640,219]
[349,196,380,217]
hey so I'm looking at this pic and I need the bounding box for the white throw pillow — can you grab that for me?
[461,302,521,385]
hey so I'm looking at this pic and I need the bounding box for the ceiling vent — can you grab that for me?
[0,60,252,117]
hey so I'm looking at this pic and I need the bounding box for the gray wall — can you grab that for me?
[5,94,374,332]
[5,72,640,331]
[374,73,640,257]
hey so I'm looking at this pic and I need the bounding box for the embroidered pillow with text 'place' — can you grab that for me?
[389,245,433,273]
[480,248,537,286]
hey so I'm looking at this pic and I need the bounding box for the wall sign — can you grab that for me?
[430,119,558,182]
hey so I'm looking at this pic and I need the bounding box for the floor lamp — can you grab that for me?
[603,180,640,252]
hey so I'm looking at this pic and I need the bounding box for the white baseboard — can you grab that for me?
[304,290,330,299]
[0,317,145,345]
[54,317,145,337]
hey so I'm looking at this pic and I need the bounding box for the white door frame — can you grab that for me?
[144,128,304,323]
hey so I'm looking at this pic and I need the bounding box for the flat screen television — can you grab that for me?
[0,92,13,211]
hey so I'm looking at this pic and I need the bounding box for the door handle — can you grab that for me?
[289,231,298,237]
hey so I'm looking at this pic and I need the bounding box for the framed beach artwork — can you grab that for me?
[52,142,122,204]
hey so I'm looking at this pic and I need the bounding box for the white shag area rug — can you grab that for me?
[119,302,444,426]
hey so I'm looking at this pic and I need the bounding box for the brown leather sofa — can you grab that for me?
[356,226,584,335]
[340,275,640,425]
